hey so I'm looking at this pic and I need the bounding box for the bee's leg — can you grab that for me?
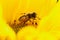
[35,22,38,25]
[31,19,38,28]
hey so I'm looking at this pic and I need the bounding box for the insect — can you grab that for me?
[18,12,36,24]
[10,12,40,33]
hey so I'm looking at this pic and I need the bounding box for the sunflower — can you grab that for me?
[0,3,16,40]
[0,0,58,40]
[37,1,60,40]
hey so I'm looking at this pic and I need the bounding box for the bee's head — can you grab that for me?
[31,12,36,18]
[27,12,36,19]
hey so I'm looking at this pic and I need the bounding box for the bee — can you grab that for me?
[18,12,36,25]
[10,12,40,33]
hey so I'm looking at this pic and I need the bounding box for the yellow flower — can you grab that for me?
[37,1,60,40]
[17,26,57,40]
[0,3,16,40]
[17,26,39,40]
[0,0,58,40]
[1,0,56,23]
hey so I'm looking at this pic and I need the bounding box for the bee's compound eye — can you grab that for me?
[32,12,36,18]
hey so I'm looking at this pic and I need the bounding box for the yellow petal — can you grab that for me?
[1,0,19,23]
[16,0,57,18]
[1,0,57,24]
[38,32,57,40]
[37,1,60,39]
[0,3,16,40]
[17,26,57,40]
[17,26,39,40]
